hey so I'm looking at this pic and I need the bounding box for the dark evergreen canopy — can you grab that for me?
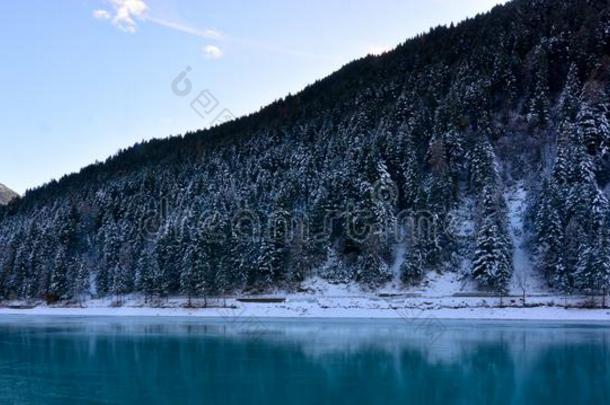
[1,0,610,301]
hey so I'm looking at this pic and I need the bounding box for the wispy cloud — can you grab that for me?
[114,0,148,33]
[92,0,333,61]
[146,16,222,39]
[93,0,222,40]
[203,45,223,60]
[93,0,148,33]
[223,37,336,61]
[93,9,111,21]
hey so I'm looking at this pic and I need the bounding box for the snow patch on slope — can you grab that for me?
[418,272,465,297]
[390,243,406,281]
[505,183,546,294]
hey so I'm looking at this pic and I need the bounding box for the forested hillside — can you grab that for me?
[1,0,610,303]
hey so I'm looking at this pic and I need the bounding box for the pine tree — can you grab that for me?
[96,221,121,296]
[135,250,159,302]
[469,132,497,193]
[255,237,279,289]
[552,123,573,185]
[214,260,229,306]
[444,127,465,177]
[321,247,353,283]
[227,234,252,290]
[425,134,455,213]
[557,63,581,124]
[577,99,610,158]
[400,246,425,286]
[535,181,567,287]
[49,248,69,301]
[472,186,512,293]
[73,261,90,304]
[574,190,610,294]
[371,161,398,259]
[402,130,420,209]
[156,226,181,295]
[527,50,550,129]
[110,263,131,303]
[472,217,512,293]
[355,251,392,288]
[12,241,32,299]
[592,227,610,301]
[179,245,198,306]
[574,239,595,293]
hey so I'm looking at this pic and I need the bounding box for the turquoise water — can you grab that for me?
[0,317,608,404]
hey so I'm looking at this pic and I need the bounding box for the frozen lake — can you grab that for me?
[0,316,608,404]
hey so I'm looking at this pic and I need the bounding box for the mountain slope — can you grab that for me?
[0,184,17,205]
[1,0,610,302]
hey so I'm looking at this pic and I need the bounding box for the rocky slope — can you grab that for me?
[0,184,17,205]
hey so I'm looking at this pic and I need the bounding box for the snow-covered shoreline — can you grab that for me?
[2,276,609,322]
[2,298,610,322]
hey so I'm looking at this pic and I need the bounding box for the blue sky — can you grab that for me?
[0,0,506,194]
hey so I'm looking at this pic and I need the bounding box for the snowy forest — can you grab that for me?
[1,0,610,303]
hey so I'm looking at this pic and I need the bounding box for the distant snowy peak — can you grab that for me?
[0,183,18,205]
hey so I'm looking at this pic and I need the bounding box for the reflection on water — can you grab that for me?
[0,317,608,404]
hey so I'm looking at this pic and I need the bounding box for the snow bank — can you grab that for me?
[1,292,609,322]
